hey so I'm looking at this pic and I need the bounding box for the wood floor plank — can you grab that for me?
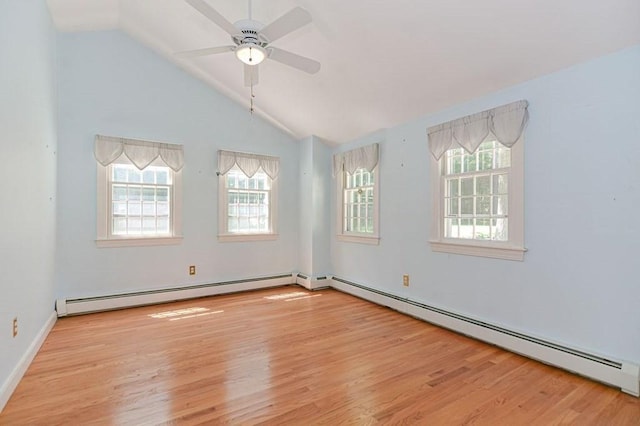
[1,286,639,425]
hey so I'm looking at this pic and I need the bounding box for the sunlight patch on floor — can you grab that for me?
[148,307,224,321]
[264,291,310,300]
[284,294,322,302]
[264,291,322,302]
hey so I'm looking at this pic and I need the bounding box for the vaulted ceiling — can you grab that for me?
[46,0,640,144]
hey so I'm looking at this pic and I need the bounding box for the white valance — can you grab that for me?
[333,143,379,177]
[217,150,280,179]
[94,135,184,171]
[427,100,529,160]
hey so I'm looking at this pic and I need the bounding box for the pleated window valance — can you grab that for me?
[94,135,184,172]
[217,150,280,180]
[333,143,379,177]
[427,100,529,160]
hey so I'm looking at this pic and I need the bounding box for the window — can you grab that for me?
[217,150,279,242]
[222,166,273,236]
[443,140,510,241]
[334,143,380,244]
[428,101,528,260]
[109,162,172,237]
[95,135,183,247]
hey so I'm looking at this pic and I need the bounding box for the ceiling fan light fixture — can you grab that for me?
[236,44,266,65]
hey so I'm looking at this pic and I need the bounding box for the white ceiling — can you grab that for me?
[46,0,640,144]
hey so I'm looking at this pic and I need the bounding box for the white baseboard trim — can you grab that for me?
[295,273,331,290]
[56,274,296,317]
[330,277,640,397]
[0,311,57,413]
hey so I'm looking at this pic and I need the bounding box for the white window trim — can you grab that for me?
[429,138,525,261]
[217,167,279,242]
[336,166,380,245]
[96,157,183,248]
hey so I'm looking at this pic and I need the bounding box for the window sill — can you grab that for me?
[96,236,183,248]
[218,233,278,243]
[337,234,380,245]
[429,240,526,261]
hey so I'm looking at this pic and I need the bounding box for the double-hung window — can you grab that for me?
[217,150,279,242]
[334,143,380,244]
[428,101,528,260]
[95,135,183,247]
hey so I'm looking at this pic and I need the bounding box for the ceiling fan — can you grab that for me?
[177,0,320,86]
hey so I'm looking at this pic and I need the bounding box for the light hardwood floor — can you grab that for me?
[2,286,639,425]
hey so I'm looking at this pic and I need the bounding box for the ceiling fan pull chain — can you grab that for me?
[250,80,255,114]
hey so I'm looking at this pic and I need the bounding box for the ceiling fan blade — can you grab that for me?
[244,64,259,87]
[260,7,311,43]
[174,45,235,58]
[268,47,320,74]
[185,0,238,36]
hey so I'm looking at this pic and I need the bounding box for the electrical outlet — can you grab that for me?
[12,318,18,338]
[189,265,196,275]
[403,274,410,287]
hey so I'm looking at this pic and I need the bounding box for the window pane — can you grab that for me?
[445,218,459,238]
[142,170,155,184]
[128,202,141,216]
[157,217,169,233]
[156,170,168,184]
[476,175,490,195]
[461,178,473,196]
[493,196,508,216]
[113,186,127,201]
[492,218,508,241]
[142,187,155,201]
[450,155,462,174]
[238,175,248,189]
[113,166,128,182]
[127,169,142,183]
[475,218,491,240]
[447,198,459,216]
[477,197,491,215]
[113,217,127,234]
[461,197,473,215]
[459,218,474,239]
[113,202,127,215]
[142,217,156,234]
[127,217,141,233]
[143,202,155,216]
[478,151,494,171]
[447,179,459,197]
[496,147,511,168]
[157,202,169,216]
[463,154,477,172]
[493,174,508,195]
[128,186,141,201]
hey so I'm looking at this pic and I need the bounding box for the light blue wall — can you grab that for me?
[311,138,332,278]
[55,31,299,299]
[0,0,57,400]
[331,45,640,363]
[298,137,313,275]
[298,136,331,279]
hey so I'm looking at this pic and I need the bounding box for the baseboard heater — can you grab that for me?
[56,274,295,317]
[296,273,330,290]
[330,277,640,397]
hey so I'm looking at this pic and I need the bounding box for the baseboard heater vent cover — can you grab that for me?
[56,274,294,317]
[330,277,640,397]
